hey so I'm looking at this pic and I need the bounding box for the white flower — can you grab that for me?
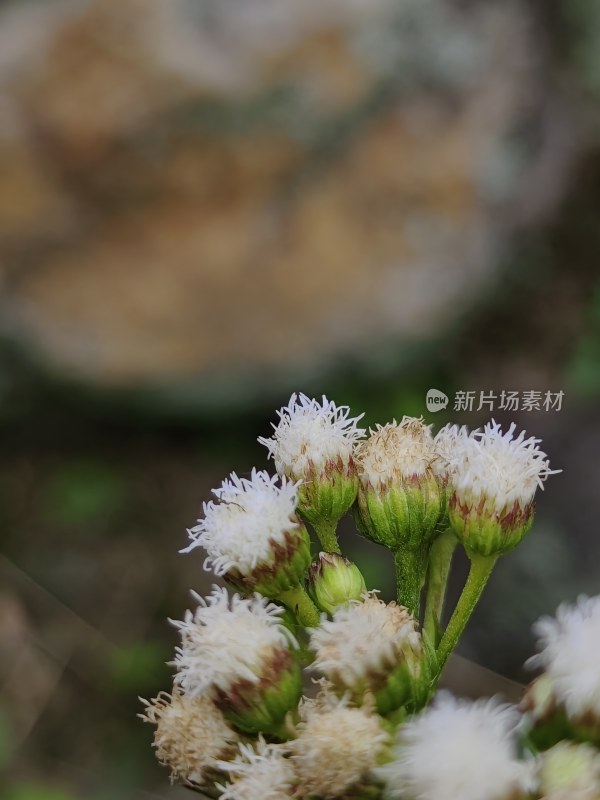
[182,468,300,577]
[291,694,389,797]
[258,392,365,480]
[530,595,600,720]
[450,420,558,516]
[171,586,297,698]
[139,688,238,786]
[536,741,600,800]
[310,593,421,687]
[378,692,529,800]
[355,417,435,488]
[216,737,295,800]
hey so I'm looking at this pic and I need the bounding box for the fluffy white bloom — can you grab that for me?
[530,595,600,719]
[378,693,528,800]
[216,737,295,800]
[310,593,421,686]
[355,417,435,487]
[450,420,558,516]
[258,392,365,479]
[139,688,238,786]
[171,586,297,698]
[182,468,300,576]
[292,694,389,797]
[536,741,600,800]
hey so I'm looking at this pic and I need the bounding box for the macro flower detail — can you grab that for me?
[308,551,367,615]
[171,587,301,735]
[142,393,567,799]
[529,595,600,737]
[378,693,529,800]
[354,417,445,615]
[291,694,390,798]
[309,593,427,714]
[182,468,311,598]
[447,420,559,557]
[536,741,600,800]
[259,393,366,552]
[216,737,295,800]
[139,688,239,788]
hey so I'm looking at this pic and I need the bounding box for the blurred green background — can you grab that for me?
[1,0,600,797]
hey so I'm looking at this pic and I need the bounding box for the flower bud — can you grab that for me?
[537,742,600,800]
[259,393,365,534]
[308,552,367,615]
[447,420,559,557]
[182,469,311,598]
[354,417,444,552]
[171,588,301,736]
[309,593,429,714]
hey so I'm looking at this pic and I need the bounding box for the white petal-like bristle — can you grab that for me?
[530,595,600,719]
[292,693,389,797]
[171,586,297,697]
[310,593,420,685]
[450,419,559,515]
[355,417,435,487]
[216,737,295,800]
[182,468,300,576]
[378,692,529,800]
[258,392,365,479]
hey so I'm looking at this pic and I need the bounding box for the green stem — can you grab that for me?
[277,584,322,628]
[423,529,457,647]
[437,553,498,670]
[312,518,341,553]
[393,546,427,618]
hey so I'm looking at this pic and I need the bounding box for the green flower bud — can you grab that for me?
[308,552,367,615]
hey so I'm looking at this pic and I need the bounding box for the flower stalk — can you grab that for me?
[423,528,457,647]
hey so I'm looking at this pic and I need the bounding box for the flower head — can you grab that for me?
[530,595,600,723]
[291,693,389,798]
[259,392,365,480]
[183,469,311,595]
[259,393,366,541]
[378,693,529,800]
[139,688,238,786]
[171,587,301,733]
[447,420,559,556]
[310,593,425,713]
[216,737,295,800]
[353,417,444,560]
[536,741,600,800]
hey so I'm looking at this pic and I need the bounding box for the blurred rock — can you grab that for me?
[0,0,581,394]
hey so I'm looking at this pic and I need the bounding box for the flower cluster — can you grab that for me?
[138,392,581,800]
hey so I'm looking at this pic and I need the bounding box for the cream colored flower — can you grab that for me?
[291,693,389,797]
[139,688,238,786]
